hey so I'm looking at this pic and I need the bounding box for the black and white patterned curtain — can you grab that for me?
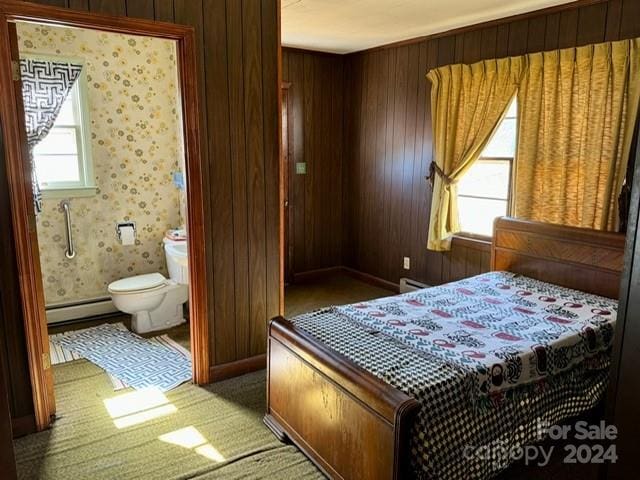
[20,59,83,213]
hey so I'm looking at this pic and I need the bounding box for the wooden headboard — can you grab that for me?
[491,217,626,299]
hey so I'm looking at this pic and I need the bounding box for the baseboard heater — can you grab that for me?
[399,277,429,293]
[45,296,118,324]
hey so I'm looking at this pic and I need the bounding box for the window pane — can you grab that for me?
[482,117,516,158]
[457,160,510,199]
[505,98,517,118]
[458,197,508,237]
[33,128,78,156]
[35,154,81,185]
[55,88,77,125]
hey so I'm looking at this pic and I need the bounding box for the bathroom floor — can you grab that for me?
[48,313,191,351]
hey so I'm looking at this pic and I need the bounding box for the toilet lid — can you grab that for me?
[108,273,167,293]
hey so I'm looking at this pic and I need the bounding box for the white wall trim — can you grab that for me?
[46,297,118,324]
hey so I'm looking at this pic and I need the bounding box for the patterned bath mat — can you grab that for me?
[50,323,192,392]
[50,324,190,390]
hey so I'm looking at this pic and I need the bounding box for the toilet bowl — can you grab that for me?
[108,239,189,334]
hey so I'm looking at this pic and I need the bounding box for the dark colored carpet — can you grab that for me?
[284,272,393,317]
[15,273,394,479]
[14,361,323,479]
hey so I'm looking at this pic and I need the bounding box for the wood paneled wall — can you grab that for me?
[342,0,640,287]
[281,49,345,274]
[0,0,280,430]
[0,120,34,427]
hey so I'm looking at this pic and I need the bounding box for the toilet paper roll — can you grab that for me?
[119,225,135,246]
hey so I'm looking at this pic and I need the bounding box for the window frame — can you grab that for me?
[456,98,518,240]
[23,52,96,198]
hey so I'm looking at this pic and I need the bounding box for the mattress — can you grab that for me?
[290,271,618,480]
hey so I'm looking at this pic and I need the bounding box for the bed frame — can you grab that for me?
[264,217,626,479]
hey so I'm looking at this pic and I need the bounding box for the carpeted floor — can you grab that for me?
[14,272,393,479]
[284,271,393,317]
[14,362,323,479]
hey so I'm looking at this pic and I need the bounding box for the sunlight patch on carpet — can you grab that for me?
[159,426,225,462]
[104,387,177,428]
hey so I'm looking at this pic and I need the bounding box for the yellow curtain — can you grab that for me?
[426,57,524,251]
[514,38,640,231]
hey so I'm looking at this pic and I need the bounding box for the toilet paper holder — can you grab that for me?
[116,222,137,242]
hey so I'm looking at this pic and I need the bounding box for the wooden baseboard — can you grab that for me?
[291,265,399,293]
[12,415,36,438]
[210,354,266,382]
[341,267,400,293]
[292,266,342,283]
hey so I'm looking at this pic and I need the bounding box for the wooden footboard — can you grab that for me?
[264,316,419,480]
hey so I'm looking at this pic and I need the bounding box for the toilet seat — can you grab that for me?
[108,273,167,295]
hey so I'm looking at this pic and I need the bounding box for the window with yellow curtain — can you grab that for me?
[513,38,640,232]
[427,38,640,252]
[426,57,524,251]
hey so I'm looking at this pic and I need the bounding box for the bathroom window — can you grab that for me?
[31,57,95,197]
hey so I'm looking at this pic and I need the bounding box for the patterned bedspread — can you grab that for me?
[335,271,617,403]
[289,272,616,479]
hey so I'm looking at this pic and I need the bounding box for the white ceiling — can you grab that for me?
[281,0,575,54]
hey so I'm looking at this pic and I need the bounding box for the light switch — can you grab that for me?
[403,257,410,270]
[296,162,307,175]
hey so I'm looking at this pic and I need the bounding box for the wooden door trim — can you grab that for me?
[281,83,292,284]
[0,0,210,431]
[277,9,284,317]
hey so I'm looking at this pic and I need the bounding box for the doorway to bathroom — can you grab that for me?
[0,1,209,433]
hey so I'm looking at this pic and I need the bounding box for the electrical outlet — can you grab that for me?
[403,257,410,270]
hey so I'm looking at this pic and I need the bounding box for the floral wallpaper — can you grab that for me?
[17,23,185,305]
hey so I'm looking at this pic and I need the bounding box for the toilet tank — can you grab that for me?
[163,238,189,284]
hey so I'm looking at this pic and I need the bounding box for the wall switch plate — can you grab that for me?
[403,257,410,270]
[296,162,307,174]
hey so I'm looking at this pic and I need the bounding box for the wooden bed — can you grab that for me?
[264,217,626,480]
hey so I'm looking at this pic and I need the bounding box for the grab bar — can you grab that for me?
[60,200,76,259]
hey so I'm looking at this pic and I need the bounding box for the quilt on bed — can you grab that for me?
[289,271,617,480]
[335,271,616,403]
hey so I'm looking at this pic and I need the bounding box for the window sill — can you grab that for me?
[41,186,97,199]
[452,233,492,251]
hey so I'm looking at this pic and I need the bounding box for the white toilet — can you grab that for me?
[108,238,189,334]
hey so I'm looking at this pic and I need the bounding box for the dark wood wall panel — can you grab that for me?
[153,0,174,22]
[88,0,126,16]
[225,0,249,359]
[244,0,268,357]
[260,0,280,350]
[282,49,344,274]
[0,0,280,430]
[0,121,33,423]
[126,0,155,19]
[343,0,640,287]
